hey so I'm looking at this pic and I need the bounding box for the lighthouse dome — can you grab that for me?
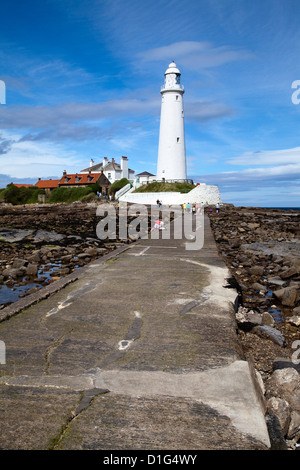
[164,61,180,75]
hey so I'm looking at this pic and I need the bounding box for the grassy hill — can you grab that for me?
[133,182,195,194]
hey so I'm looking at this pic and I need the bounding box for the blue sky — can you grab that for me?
[0,0,299,206]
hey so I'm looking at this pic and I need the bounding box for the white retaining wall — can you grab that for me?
[118,183,221,205]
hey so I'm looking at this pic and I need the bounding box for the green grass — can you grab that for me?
[133,182,195,193]
[48,186,94,203]
[0,184,99,205]
[1,184,44,205]
[108,178,130,196]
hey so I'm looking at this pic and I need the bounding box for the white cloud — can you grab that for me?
[185,100,234,122]
[226,147,300,166]
[0,137,82,179]
[138,41,254,70]
[0,99,159,131]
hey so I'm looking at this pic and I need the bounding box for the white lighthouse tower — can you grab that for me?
[156,61,187,182]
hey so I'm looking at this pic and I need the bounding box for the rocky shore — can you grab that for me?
[0,201,131,309]
[207,204,300,449]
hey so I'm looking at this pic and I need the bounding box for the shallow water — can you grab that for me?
[0,261,79,307]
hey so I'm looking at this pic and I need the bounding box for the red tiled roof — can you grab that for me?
[58,173,101,186]
[12,183,34,188]
[35,179,60,189]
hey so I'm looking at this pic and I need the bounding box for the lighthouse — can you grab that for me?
[156,61,187,182]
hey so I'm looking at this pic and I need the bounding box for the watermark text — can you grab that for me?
[96,203,204,251]
[0,80,6,105]
[292,340,300,365]
[0,340,6,364]
[291,80,300,104]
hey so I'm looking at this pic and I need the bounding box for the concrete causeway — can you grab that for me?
[0,215,271,450]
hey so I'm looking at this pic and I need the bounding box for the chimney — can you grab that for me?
[90,158,94,167]
[63,170,67,176]
[103,157,108,167]
[121,156,129,179]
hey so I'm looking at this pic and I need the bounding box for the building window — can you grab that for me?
[108,173,111,178]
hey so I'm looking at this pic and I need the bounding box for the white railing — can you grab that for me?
[115,183,131,199]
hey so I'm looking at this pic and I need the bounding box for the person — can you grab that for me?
[150,219,165,232]
[186,202,191,213]
[216,203,220,214]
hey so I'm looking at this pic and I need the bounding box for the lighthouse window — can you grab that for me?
[177,137,180,143]
[176,95,178,100]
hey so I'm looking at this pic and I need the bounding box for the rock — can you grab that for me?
[267,277,288,288]
[27,250,42,263]
[287,411,300,440]
[12,258,27,269]
[291,259,300,273]
[236,307,262,328]
[228,239,241,248]
[58,267,70,275]
[33,230,65,243]
[262,312,275,327]
[273,287,298,307]
[280,267,299,279]
[252,282,267,292]
[265,414,288,450]
[26,263,38,277]
[26,287,39,295]
[286,315,300,327]
[266,368,300,412]
[3,267,25,279]
[253,325,286,347]
[267,397,291,435]
[84,247,99,256]
[77,253,91,259]
[97,248,108,254]
[293,306,300,315]
[273,358,300,374]
[61,254,73,262]
[0,228,33,242]
[248,265,264,276]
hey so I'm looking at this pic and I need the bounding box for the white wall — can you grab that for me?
[119,183,221,205]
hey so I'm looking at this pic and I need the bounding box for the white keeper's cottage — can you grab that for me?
[80,156,135,184]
